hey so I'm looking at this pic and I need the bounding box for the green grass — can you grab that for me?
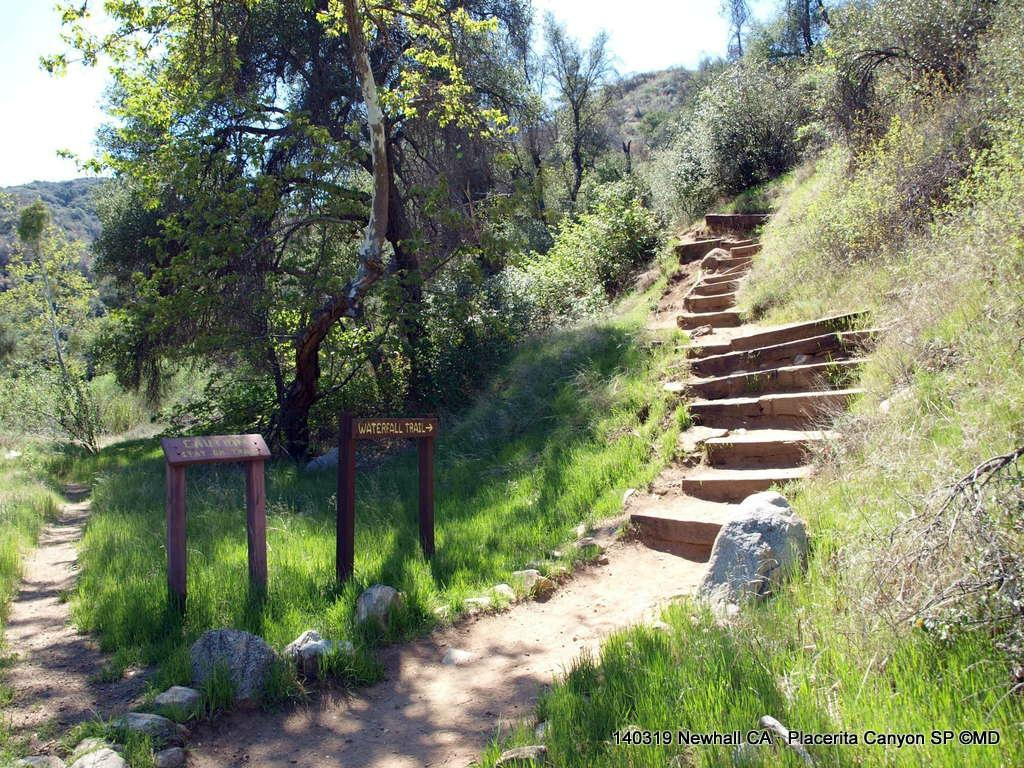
[0,442,62,761]
[477,602,1021,767]
[57,294,685,692]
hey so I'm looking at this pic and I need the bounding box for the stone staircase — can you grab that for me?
[630,222,872,560]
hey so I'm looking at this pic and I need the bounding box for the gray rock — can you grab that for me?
[69,750,126,768]
[17,758,66,768]
[634,267,661,292]
[699,492,808,607]
[700,248,733,272]
[441,647,475,666]
[492,583,516,602]
[304,447,338,472]
[190,628,278,705]
[112,712,183,744]
[464,596,492,613]
[355,585,403,629]
[534,721,548,740]
[511,569,542,592]
[154,685,202,717]
[69,740,119,764]
[284,630,352,678]
[154,747,187,768]
[496,745,548,766]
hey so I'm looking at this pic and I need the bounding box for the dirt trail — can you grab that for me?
[3,492,147,737]
[190,538,705,768]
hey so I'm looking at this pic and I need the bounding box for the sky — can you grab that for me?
[0,0,770,187]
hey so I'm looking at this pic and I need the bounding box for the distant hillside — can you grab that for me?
[0,178,105,266]
[604,67,705,158]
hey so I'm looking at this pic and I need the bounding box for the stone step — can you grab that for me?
[692,279,740,296]
[685,359,866,399]
[690,330,877,377]
[684,291,737,313]
[630,497,735,561]
[704,429,837,468]
[680,466,812,503]
[729,239,755,248]
[705,213,771,233]
[724,312,869,353]
[731,243,761,258]
[690,389,863,430]
[676,238,725,263]
[677,309,743,330]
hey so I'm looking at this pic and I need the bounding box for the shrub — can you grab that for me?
[517,179,661,323]
[647,59,807,223]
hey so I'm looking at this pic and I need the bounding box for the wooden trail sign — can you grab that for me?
[337,414,438,582]
[161,434,271,612]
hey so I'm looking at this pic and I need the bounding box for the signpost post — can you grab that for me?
[161,434,271,612]
[337,415,438,582]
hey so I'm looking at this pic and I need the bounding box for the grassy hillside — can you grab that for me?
[0,178,104,266]
[605,68,707,157]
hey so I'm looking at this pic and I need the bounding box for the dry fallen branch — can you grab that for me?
[872,446,1024,665]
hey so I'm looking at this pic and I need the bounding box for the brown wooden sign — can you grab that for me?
[337,414,438,582]
[161,434,270,612]
[163,435,271,465]
[354,418,437,439]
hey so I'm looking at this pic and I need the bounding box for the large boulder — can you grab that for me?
[356,585,403,629]
[112,712,183,745]
[699,492,807,607]
[699,247,733,272]
[304,447,338,472]
[190,629,278,706]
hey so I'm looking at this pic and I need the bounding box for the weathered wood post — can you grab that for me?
[244,458,268,593]
[337,413,357,583]
[335,416,438,582]
[418,433,435,558]
[161,434,271,613]
[166,463,187,614]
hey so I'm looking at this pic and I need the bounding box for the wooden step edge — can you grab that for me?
[690,388,866,409]
[726,311,871,352]
[692,328,880,371]
[686,358,869,397]
[677,310,744,330]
